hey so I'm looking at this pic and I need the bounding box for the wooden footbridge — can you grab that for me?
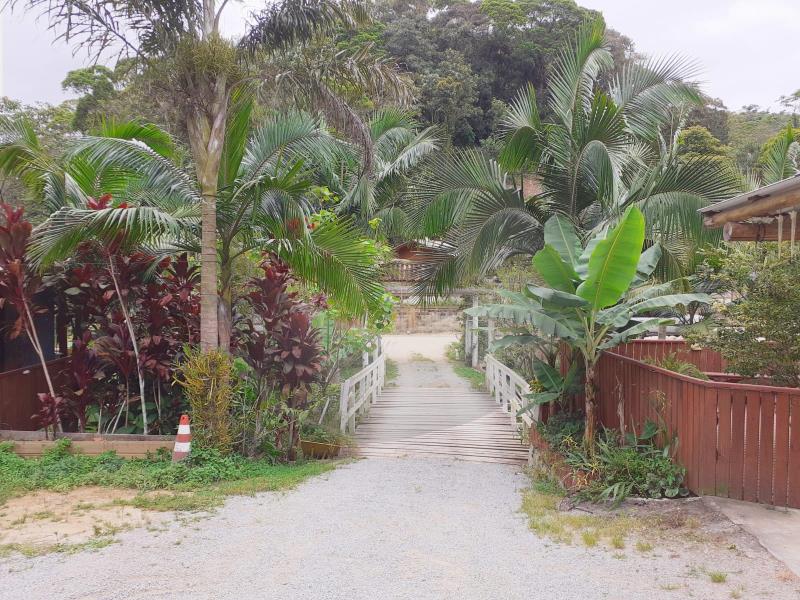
[339,342,532,465]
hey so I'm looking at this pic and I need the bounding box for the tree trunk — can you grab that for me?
[186,73,228,352]
[107,254,148,434]
[584,361,596,450]
[23,301,62,437]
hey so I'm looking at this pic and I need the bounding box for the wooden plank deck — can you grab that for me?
[352,388,529,465]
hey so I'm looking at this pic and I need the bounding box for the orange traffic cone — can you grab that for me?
[172,414,191,462]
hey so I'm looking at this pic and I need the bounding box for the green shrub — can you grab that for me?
[300,422,350,446]
[175,348,234,454]
[445,340,464,362]
[536,413,585,451]
[565,426,688,505]
[692,248,800,387]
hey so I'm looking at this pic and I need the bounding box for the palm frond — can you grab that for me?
[277,217,385,317]
[95,120,177,158]
[219,87,256,190]
[499,83,545,172]
[0,115,56,195]
[29,204,198,268]
[241,0,368,53]
[761,125,800,185]
[548,18,612,127]
[611,54,703,139]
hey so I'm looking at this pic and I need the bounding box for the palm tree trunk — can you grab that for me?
[187,82,228,352]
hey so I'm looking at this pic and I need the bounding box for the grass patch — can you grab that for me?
[0,440,337,509]
[0,536,118,558]
[581,530,599,547]
[635,540,654,552]
[520,472,647,548]
[410,352,434,362]
[385,358,399,385]
[708,570,728,583]
[451,363,485,390]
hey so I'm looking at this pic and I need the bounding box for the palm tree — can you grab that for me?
[0,109,387,352]
[408,19,739,294]
[319,108,439,238]
[752,124,799,187]
[5,0,409,350]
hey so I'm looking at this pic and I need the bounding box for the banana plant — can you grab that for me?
[525,359,583,408]
[468,205,712,449]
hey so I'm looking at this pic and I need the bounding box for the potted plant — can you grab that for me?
[300,423,349,459]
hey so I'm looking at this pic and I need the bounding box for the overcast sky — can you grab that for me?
[1,0,798,111]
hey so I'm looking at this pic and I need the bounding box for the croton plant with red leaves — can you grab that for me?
[0,203,64,435]
[3,192,330,444]
[236,255,324,460]
[0,203,47,338]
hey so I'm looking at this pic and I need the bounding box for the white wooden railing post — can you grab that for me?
[485,353,538,441]
[349,383,357,432]
[338,336,387,434]
[471,297,479,368]
[340,381,350,433]
[464,318,471,362]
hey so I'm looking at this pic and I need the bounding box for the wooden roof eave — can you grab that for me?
[703,189,800,228]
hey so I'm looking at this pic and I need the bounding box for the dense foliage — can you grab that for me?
[469,206,711,446]
[642,352,709,381]
[565,425,688,505]
[411,18,740,293]
[690,248,800,387]
[234,257,324,460]
[536,414,687,504]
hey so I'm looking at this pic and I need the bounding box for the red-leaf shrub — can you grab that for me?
[235,255,323,460]
[60,331,104,431]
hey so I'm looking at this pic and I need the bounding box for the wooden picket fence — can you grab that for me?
[580,341,800,509]
[608,339,727,373]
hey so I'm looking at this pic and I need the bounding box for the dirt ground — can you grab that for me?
[0,487,170,554]
[382,333,457,362]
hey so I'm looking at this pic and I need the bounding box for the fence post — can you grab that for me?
[471,297,479,368]
[340,381,350,433]
[349,384,357,432]
[464,317,471,363]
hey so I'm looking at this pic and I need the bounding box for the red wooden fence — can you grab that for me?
[0,358,69,430]
[590,345,800,509]
[608,339,727,372]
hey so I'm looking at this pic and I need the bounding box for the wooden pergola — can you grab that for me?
[700,174,800,251]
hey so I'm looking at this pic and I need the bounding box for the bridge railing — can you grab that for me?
[485,354,538,435]
[339,338,386,433]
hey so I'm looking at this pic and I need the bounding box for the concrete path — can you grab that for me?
[705,496,800,577]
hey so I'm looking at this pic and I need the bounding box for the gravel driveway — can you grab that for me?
[3,457,797,599]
